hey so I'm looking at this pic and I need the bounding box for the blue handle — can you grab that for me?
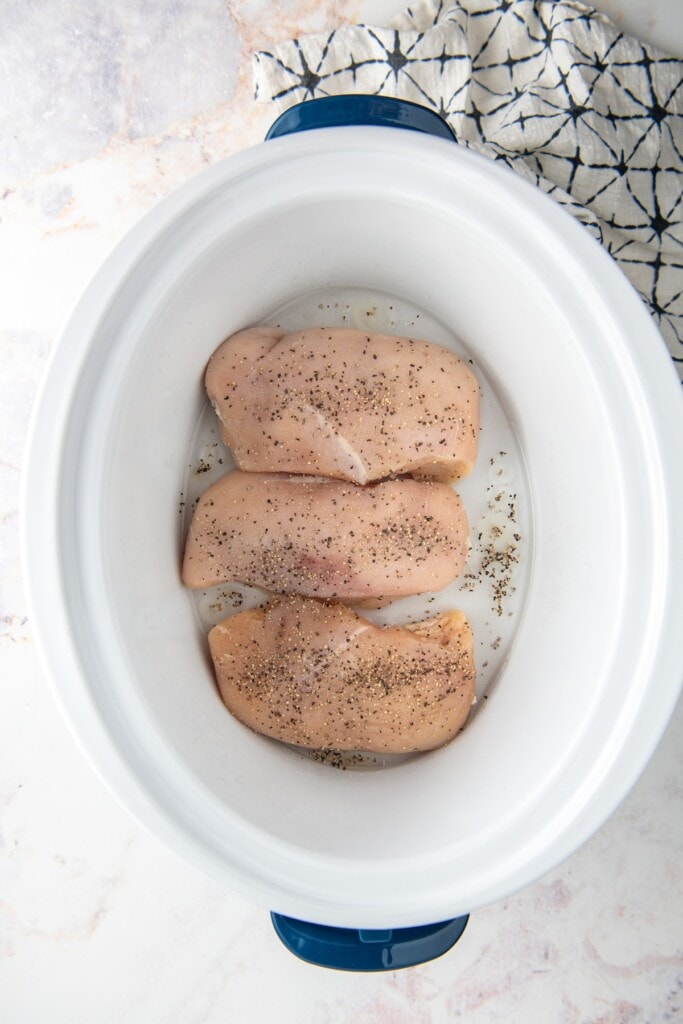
[271,912,469,971]
[265,95,455,142]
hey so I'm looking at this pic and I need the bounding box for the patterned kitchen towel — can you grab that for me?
[254,0,683,377]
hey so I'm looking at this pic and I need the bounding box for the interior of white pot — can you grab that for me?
[59,140,647,872]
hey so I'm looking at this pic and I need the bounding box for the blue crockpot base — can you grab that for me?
[271,913,469,972]
[266,94,456,142]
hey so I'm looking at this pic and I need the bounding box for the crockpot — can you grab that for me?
[22,97,683,971]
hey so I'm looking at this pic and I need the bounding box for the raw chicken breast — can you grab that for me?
[208,596,475,754]
[205,326,479,484]
[182,470,469,604]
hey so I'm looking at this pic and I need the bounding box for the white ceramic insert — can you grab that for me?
[22,128,683,928]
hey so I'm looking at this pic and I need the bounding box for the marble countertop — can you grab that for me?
[1,1,682,1020]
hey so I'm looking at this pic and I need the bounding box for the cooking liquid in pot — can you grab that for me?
[180,288,532,770]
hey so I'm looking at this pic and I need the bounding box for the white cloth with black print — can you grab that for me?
[254,0,683,377]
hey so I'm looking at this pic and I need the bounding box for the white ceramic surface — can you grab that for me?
[2,1,683,1020]
[22,123,683,929]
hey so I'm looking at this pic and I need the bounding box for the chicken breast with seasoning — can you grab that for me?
[182,470,469,604]
[208,596,476,754]
[205,326,479,484]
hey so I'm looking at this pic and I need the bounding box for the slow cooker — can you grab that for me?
[23,97,683,970]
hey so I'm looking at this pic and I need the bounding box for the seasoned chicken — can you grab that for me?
[205,326,479,484]
[182,470,469,604]
[208,596,475,754]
